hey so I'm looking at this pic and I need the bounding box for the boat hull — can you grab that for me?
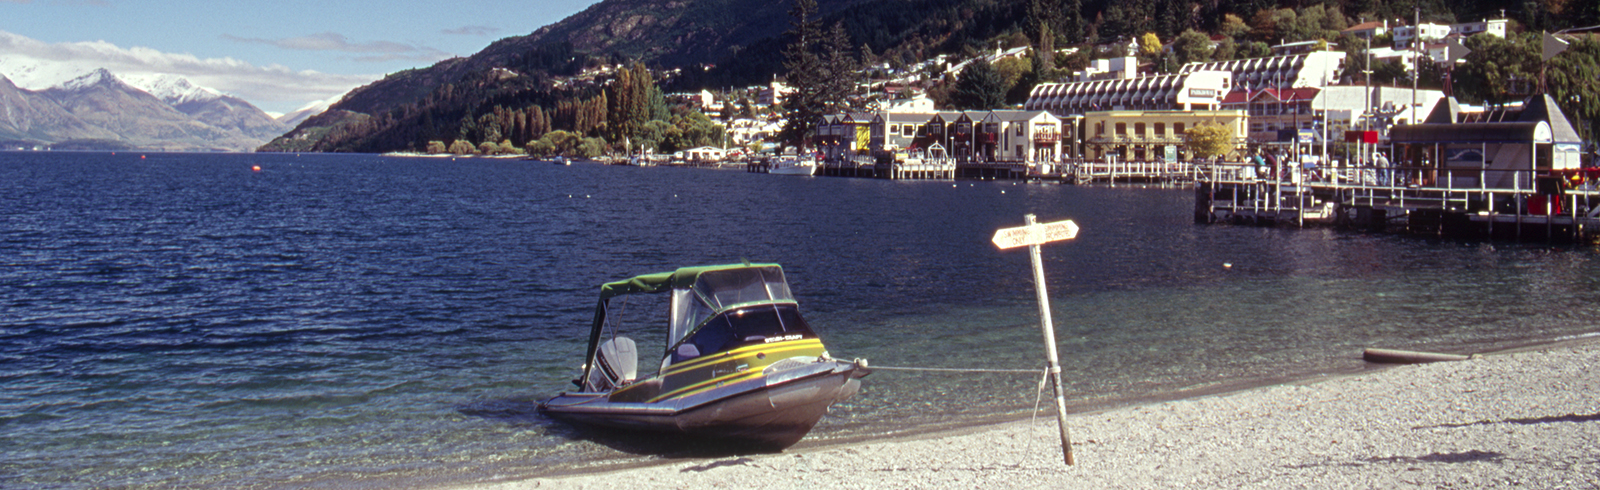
[768,163,819,175]
[540,359,865,450]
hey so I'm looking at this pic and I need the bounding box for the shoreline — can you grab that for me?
[458,337,1600,489]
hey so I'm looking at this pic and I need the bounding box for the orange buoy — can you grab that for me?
[252,165,262,172]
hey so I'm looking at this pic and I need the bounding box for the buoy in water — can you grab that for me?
[1223,262,1232,269]
[251,165,261,172]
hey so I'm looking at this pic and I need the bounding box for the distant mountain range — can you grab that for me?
[0,67,311,151]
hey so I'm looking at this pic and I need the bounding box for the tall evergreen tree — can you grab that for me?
[780,0,825,150]
[821,22,861,115]
[951,58,1007,110]
[607,63,658,149]
[1028,0,1060,74]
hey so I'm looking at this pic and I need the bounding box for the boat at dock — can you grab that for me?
[539,263,869,450]
[769,155,819,176]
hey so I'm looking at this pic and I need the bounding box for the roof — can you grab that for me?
[1238,87,1320,103]
[1518,94,1583,144]
[1343,21,1386,32]
[1389,121,1551,144]
[598,263,780,301]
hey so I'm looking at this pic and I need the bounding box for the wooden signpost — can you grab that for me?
[992,214,1079,466]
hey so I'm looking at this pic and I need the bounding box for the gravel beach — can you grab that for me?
[475,340,1600,489]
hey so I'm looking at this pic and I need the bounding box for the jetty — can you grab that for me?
[1194,95,1595,242]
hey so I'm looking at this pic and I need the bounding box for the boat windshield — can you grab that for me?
[669,266,793,346]
[671,304,815,363]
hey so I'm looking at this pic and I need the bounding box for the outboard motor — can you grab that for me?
[584,337,638,392]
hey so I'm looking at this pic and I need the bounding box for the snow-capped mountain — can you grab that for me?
[0,55,98,92]
[276,96,340,129]
[0,74,118,144]
[118,73,289,140]
[122,73,225,107]
[0,66,289,151]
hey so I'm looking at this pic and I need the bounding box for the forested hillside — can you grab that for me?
[260,0,1600,154]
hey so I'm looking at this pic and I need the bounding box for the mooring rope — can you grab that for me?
[867,366,1044,374]
[869,365,1057,425]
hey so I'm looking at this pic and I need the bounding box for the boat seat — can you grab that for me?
[584,336,638,392]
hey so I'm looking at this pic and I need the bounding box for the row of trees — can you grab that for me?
[417,62,727,157]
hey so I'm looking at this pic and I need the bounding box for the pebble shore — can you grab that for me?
[476,340,1600,489]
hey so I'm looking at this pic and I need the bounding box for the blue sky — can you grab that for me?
[0,0,601,113]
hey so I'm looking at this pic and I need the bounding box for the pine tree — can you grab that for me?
[821,22,860,115]
[951,58,1007,110]
[780,0,825,150]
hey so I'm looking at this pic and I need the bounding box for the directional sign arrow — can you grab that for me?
[992,219,1080,249]
[1446,38,1471,63]
[1543,31,1569,61]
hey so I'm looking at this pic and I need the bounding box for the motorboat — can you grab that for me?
[552,156,571,165]
[769,155,819,176]
[539,263,869,450]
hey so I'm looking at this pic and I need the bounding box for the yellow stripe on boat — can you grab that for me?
[660,338,825,376]
[649,370,766,403]
[648,339,826,403]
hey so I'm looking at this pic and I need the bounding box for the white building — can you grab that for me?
[1025,70,1232,115]
[758,81,791,106]
[1350,18,1509,49]
[679,146,727,162]
[1180,51,1346,92]
[1072,56,1139,82]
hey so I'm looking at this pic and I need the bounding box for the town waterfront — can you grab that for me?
[4,152,1600,488]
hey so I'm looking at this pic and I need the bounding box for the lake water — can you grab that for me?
[4,152,1599,488]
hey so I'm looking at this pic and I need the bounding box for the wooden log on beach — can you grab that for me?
[1363,348,1474,364]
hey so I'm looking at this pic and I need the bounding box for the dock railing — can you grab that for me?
[1072,159,1197,185]
[1195,160,1600,240]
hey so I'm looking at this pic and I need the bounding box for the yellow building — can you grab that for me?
[1082,110,1248,162]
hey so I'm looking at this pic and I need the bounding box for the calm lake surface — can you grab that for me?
[4,152,1599,488]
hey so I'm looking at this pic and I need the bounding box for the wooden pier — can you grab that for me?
[818,156,958,180]
[1194,162,1600,242]
[1068,159,1199,186]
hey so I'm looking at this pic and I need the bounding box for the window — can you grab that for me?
[672,304,815,363]
[1135,123,1146,137]
[889,124,899,134]
[1174,122,1185,135]
[1116,122,1127,136]
[1096,122,1105,136]
[1154,123,1165,136]
[1015,124,1025,136]
[903,125,915,137]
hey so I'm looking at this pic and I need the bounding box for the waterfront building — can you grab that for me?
[679,146,727,162]
[1081,110,1248,162]
[815,109,1062,164]
[815,113,875,161]
[977,111,1063,163]
[1025,70,1232,115]
[1220,85,1443,148]
[1391,94,1583,189]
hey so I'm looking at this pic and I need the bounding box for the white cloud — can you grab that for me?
[0,29,377,112]
[443,25,501,36]
[222,32,451,63]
